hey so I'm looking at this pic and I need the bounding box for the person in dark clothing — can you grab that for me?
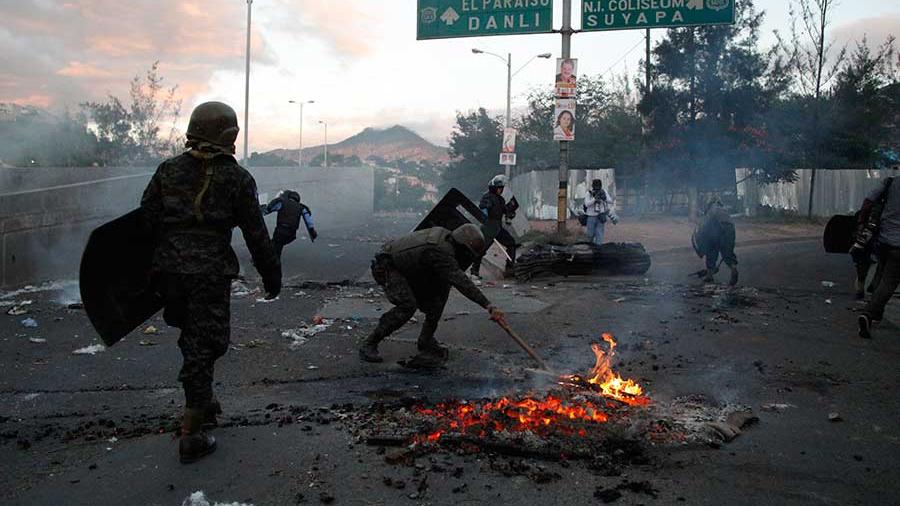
[856,176,899,338]
[261,190,317,260]
[140,101,281,464]
[692,197,739,286]
[470,175,516,278]
[359,224,507,367]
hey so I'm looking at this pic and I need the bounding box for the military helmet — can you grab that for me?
[451,224,486,257]
[489,174,507,188]
[186,101,240,147]
[282,190,301,202]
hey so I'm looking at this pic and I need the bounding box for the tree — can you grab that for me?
[777,0,847,216]
[643,0,784,216]
[441,108,503,198]
[81,61,182,166]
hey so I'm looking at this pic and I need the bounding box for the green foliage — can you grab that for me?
[81,61,182,166]
[0,108,99,167]
[374,168,430,212]
[441,107,503,199]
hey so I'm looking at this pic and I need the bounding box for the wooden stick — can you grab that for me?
[495,319,554,372]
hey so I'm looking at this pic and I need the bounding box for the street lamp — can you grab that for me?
[318,120,328,168]
[472,49,552,176]
[288,99,315,168]
[242,0,253,163]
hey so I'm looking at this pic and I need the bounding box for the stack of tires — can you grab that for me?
[515,242,651,281]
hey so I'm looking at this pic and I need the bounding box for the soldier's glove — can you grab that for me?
[262,266,282,300]
[487,305,507,326]
[849,243,868,264]
[309,228,318,242]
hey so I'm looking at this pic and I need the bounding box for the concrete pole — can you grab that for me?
[298,102,304,168]
[557,0,573,234]
[504,53,512,179]
[242,0,253,163]
[321,122,328,168]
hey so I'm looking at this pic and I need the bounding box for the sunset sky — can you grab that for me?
[1,0,898,152]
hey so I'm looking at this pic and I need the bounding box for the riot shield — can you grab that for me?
[823,214,856,254]
[79,208,162,346]
[415,188,517,249]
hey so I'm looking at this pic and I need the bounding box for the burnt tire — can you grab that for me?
[514,242,651,280]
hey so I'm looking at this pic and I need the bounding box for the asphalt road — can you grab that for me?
[1,224,898,506]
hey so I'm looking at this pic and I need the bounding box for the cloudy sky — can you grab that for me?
[1,0,897,152]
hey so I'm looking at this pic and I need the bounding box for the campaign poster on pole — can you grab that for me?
[500,127,517,165]
[555,58,577,98]
[553,99,575,141]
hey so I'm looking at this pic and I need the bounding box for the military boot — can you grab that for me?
[359,335,384,363]
[417,338,449,361]
[728,266,739,287]
[180,408,217,464]
[203,397,222,429]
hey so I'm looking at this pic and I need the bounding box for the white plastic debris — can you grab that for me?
[72,344,106,355]
[821,281,835,288]
[255,296,279,303]
[143,325,159,335]
[29,338,46,344]
[21,317,39,328]
[281,320,333,350]
[182,491,254,506]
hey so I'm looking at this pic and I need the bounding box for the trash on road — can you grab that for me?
[143,325,159,335]
[182,491,254,506]
[29,338,46,344]
[5,300,33,316]
[139,340,158,347]
[761,403,795,412]
[72,344,106,355]
[821,281,835,288]
[20,318,38,328]
[828,412,843,422]
[282,320,333,349]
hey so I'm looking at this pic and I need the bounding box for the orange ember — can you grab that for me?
[562,333,649,406]
[414,395,609,443]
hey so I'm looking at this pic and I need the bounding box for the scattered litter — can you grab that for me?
[182,491,254,506]
[761,403,795,412]
[234,339,267,350]
[327,244,341,248]
[255,296,279,303]
[821,281,835,288]
[20,318,38,328]
[828,412,843,422]
[143,325,159,335]
[613,297,627,303]
[307,365,319,370]
[72,344,106,355]
[0,280,77,300]
[139,340,157,347]
[455,311,470,316]
[293,291,308,297]
[108,437,118,443]
[502,284,511,289]
[282,320,333,349]
[230,280,259,298]
[5,300,33,315]
[29,338,46,344]
[825,299,832,305]
[311,315,326,325]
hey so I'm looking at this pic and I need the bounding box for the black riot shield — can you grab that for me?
[79,208,163,346]
[823,214,857,254]
[414,188,516,247]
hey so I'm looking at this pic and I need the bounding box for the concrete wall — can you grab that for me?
[737,168,896,217]
[0,165,373,288]
[509,169,616,220]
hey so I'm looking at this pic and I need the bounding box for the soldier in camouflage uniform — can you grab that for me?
[359,224,507,367]
[140,102,281,464]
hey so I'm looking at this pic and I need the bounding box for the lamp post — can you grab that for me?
[242,0,253,163]
[318,120,328,168]
[472,49,552,177]
[288,100,314,168]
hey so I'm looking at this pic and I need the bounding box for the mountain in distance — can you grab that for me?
[266,125,449,165]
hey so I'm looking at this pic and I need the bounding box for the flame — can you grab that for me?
[563,333,649,406]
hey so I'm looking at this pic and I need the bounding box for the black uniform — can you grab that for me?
[471,191,515,276]
[369,227,491,351]
[693,205,737,272]
[141,150,279,409]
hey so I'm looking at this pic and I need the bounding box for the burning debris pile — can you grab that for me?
[355,332,757,469]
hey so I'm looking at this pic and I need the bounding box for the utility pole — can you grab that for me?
[242,0,253,163]
[505,52,512,179]
[319,120,328,168]
[289,100,314,168]
[557,0,573,234]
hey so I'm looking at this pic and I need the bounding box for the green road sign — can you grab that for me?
[417,0,553,40]
[582,0,735,32]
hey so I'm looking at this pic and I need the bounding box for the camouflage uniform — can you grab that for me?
[141,149,279,409]
[369,227,491,351]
